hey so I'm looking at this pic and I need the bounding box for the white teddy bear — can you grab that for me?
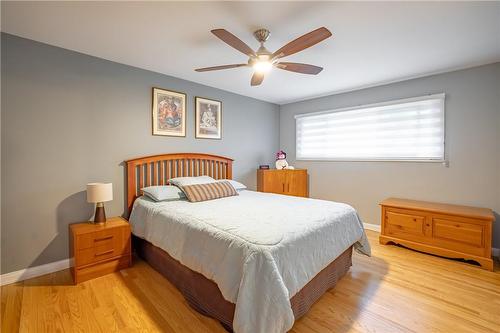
[275,150,294,170]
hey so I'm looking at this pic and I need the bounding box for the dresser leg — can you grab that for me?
[379,236,392,245]
[475,258,494,271]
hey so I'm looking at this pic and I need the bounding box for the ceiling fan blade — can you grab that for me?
[272,27,332,59]
[277,62,323,75]
[211,29,256,57]
[195,64,248,72]
[251,72,264,86]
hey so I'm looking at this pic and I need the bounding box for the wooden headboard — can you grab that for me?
[125,153,233,215]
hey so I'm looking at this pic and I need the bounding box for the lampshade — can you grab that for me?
[86,183,113,203]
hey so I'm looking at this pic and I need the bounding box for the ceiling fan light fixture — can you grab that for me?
[253,60,273,73]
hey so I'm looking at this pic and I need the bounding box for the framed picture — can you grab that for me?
[152,87,186,137]
[195,97,222,139]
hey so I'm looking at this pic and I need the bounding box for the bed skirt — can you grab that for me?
[133,235,353,332]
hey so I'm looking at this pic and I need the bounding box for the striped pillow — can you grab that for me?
[181,181,238,202]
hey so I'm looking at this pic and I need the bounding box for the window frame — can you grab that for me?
[294,93,446,162]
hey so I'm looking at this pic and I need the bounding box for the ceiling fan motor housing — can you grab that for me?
[253,29,271,43]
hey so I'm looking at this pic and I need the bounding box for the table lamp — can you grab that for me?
[86,183,113,223]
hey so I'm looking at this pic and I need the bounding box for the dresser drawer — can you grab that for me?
[431,216,486,256]
[385,209,427,240]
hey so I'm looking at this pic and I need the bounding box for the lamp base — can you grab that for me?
[94,203,106,224]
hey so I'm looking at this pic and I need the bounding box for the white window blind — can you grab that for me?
[295,94,445,161]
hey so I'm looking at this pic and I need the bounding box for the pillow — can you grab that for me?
[142,185,185,202]
[169,176,216,188]
[216,179,247,191]
[181,181,238,203]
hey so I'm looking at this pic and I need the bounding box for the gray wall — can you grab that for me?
[1,33,279,274]
[280,63,500,248]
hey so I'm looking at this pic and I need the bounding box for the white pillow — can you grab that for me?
[142,185,185,202]
[169,176,216,187]
[217,179,247,191]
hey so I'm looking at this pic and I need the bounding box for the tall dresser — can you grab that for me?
[257,169,308,197]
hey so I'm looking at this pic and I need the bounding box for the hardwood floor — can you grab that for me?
[2,230,499,332]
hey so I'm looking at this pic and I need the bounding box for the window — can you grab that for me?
[295,94,445,161]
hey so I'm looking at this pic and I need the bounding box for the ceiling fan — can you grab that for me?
[195,27,332,86]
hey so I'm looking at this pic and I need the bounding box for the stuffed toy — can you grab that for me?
[275,150,294,170]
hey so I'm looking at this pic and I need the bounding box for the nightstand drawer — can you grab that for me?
[75,255,131,284]
[77,243,122,266]
[77,228,120,250]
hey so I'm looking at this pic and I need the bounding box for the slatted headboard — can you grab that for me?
[125,153,233,215]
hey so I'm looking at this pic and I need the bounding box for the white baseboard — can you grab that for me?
[0,258,70,286]
[363,223,381,232]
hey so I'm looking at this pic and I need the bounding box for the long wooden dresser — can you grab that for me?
[379,198,494,270]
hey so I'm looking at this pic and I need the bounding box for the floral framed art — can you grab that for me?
[195,97,222,139]
[152,87,186,137]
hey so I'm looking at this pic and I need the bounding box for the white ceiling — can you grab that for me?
[2,1,500,104]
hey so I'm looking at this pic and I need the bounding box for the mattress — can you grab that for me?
[129,190,370,333]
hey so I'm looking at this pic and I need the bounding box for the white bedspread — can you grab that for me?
[129,190,370,333]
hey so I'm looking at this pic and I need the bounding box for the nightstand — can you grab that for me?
[69,216,131,284]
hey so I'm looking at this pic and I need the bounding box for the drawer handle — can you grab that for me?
[94,250,114,257]
[94,236,113,242]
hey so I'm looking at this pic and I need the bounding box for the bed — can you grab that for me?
[126,153,370,333]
